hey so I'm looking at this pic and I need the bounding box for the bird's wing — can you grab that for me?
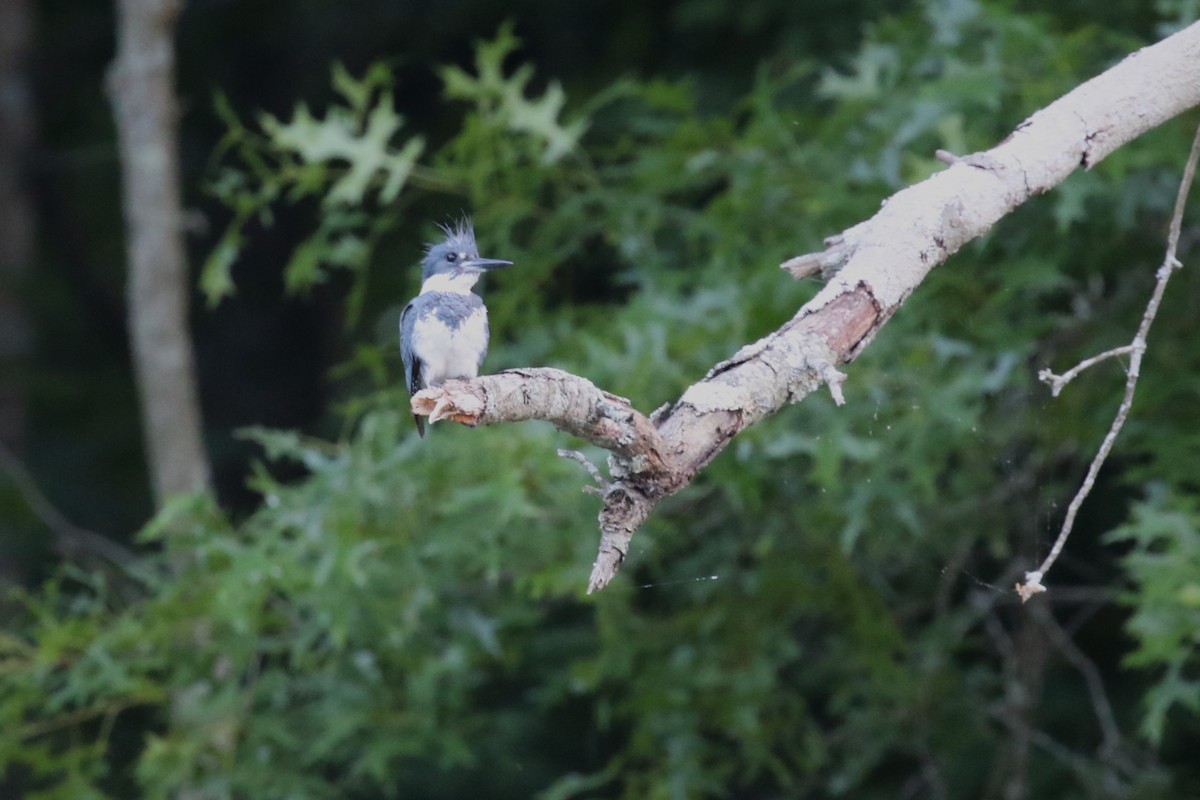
[399,300,422,394]
[477,302,490,373]
[399,300,425,437]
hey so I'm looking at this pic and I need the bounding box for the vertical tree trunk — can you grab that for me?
[108,0,211,504]
[0,0,37,584]
[0,0,35,455]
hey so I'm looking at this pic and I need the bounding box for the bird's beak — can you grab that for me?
[461,258,512,271]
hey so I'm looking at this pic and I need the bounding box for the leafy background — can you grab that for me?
[3,0,1200,797]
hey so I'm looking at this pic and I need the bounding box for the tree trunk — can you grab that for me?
[108,0,211,504]
[0,0,36,455]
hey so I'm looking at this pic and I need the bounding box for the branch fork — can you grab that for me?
[1017,122,1200,601]
[412,23,1200,594]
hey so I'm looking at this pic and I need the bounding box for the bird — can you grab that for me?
[400,221,512,436]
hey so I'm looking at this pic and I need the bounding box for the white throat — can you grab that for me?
[420,271,480,295]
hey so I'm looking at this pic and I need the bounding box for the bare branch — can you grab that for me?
[0,442,136,566]
[413,368,669,474]
[1018,120,1200,602]
[556,449,606,496]
[1037,345,1136,397]
[1030,604,1123,759]
[414,23,1200,592]
[785,22,1200,315]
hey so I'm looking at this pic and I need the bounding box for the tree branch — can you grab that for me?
[1030,603,1124,761]
[1016,120,1200,603]
[416,22,1200,592]
[0,442,136,566]
[1037,345,1136,397]
[413,368,669,474]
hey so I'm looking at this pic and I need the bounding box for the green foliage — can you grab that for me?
[202,64,427,307]
[3,401,600,799]
[440,22,588,165]
[202,28,589,313]
[6,0,1200,797]
[1107,490,1200,744]
[263,64,425,207]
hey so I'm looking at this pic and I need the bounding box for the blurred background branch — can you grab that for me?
[0,441,134,566]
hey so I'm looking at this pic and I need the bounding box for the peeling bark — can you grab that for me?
[415,22,1200,592]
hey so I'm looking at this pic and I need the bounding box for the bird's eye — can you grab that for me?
[446,252,457,263]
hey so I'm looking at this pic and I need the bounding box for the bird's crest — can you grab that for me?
[428,217,477,256]
[420,217,481,282]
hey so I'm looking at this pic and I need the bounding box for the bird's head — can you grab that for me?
[420,220,512,286]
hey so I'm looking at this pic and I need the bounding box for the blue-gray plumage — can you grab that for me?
[400,221,511,436]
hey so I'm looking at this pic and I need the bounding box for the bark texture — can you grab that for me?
[109,0,211,503]
[415,22,1200,592]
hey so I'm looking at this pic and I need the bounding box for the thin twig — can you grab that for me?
[1024,727,1102,780]
[1030,604,1123,759]
[1037,345,1135,396]
[556,448,607,496]
[1018,122,1200,602]
[0,442,136,566]
[17,694,161,741]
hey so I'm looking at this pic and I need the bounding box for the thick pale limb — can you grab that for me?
[412,368,668,473]
[415,23,1200,592]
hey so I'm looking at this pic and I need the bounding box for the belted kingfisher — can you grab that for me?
[400,221,511,436]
